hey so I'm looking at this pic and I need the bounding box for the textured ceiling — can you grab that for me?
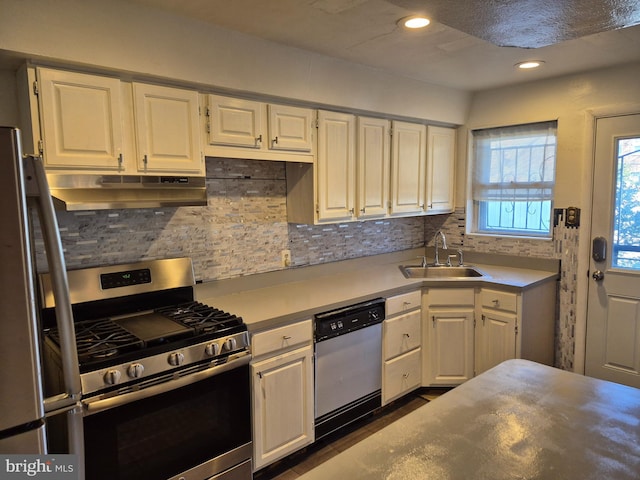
[123,0,640,91]
[390,0,640,47]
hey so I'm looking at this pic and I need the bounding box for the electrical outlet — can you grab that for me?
[281,249,291,267]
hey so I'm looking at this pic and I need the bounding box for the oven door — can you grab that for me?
[82,362,251,480]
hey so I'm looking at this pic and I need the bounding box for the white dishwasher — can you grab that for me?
[314,298,385,440]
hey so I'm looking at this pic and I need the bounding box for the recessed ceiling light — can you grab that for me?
[399,16,431,29]
[516,60,545,69]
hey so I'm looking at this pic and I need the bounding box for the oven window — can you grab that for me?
[83,365,250,480]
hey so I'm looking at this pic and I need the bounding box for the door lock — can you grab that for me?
[592,270,604,281]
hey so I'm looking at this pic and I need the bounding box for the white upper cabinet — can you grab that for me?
[426,125,456,214]
[203,94,315,162]
[132,83,203,174]
[389,121,427,216]
[316,110,356,222]
[206,95,264,148]
[357,116,390,219]
[35,67,125,171]
[28,67,204,176]
[268,104,314,152]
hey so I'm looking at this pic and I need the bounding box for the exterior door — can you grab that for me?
[586,113,640,388]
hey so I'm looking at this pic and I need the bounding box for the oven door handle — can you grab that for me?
[83,352,251,415]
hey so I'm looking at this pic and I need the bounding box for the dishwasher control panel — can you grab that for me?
[314,298,385,341]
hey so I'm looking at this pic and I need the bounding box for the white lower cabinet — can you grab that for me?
[423,282,556,385]
[475,283,556,375]
[475,307,517,375]
[423,288,475,386]
[251,320,314,471]
[383,290,422,404]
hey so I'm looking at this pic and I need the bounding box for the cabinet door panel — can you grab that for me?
[426,126,455,214]
[357,117,390,218]
[384,310,421,359]
[426,309,474,385]
[207,95,264,148]
[268,104,314,152]
[37,68,124,171]
[252,346,314,470]
[134,83,202,174]
[390,121,426,215]
[383,348,421,404]
[317,111,356,222]
[476,310,517,375]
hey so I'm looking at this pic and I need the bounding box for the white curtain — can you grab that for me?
[472,121,557,202]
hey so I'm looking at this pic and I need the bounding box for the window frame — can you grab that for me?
[467,121,558,239]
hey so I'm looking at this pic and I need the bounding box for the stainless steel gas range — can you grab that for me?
[40,258,252,480]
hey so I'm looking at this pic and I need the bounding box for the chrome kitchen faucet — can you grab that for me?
[434,230,447,266]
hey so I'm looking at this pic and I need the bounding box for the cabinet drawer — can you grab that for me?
[481,289,518,313]
[386,290,421,316]
[384,310,421,360]
[427,288,474,307]
[383,348,421,404]
[252,319,313,358]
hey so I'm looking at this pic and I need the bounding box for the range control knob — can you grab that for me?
[168,352,185,366]
[104,369,122,385]
[127,363,145,379]
[223,338,237,352]
[205,343,220,357]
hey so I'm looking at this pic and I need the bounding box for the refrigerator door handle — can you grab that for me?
[24,155,85,470]
[24,155,82,406]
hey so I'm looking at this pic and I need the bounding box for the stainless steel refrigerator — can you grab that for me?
[0,126,84,466]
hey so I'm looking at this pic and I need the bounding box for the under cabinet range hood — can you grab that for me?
[46,174,208,211]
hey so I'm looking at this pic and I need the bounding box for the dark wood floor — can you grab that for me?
[253,388,449,480]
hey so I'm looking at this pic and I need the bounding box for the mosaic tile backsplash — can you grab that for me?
[33,158,578,371]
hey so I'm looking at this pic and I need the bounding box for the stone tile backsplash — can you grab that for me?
[33,159,578,371]
[34,158,425,281]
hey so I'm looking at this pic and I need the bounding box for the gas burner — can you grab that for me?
[156,302,244,335]
[49,318,144,365]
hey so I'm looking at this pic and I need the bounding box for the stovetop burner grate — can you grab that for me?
[49,318,145,364]
[156,301,244,335]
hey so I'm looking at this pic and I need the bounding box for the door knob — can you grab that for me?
[592,270,604,281]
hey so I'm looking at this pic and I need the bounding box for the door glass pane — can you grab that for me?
[613,136,640,269]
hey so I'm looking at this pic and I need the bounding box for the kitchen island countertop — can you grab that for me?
[296,359,640,480]
[195,249,558,331]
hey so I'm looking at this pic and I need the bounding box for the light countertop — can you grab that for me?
[293,359,640,480]
[195,249,559,331]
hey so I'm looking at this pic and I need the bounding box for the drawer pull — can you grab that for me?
[492,299,500,307]
[282,335,292,340]
[402,373,410,379]
[403,333,410,338]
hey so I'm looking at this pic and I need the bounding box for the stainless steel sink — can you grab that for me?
[399,265,484,279]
